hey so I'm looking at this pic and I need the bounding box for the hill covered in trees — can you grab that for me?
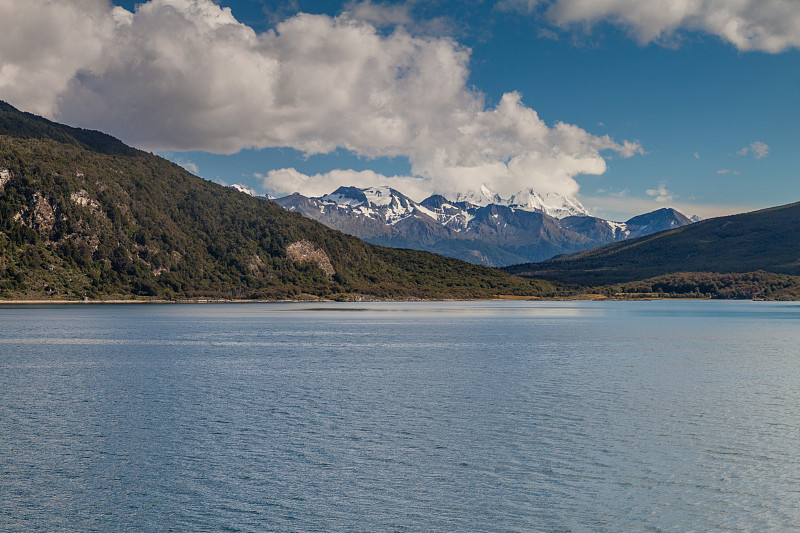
[504,202,800,299]
[0,101,551,301]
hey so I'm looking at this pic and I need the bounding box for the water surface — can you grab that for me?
[1,301,799,531]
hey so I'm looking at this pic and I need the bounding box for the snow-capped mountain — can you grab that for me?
[453,185,590,219]
[272,186,696,267]
[507,189,590,218]
[419,194,476,231]
[454,185,503,207]
[317,186,437,225]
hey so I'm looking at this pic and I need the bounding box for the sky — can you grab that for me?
[1,0,798,221]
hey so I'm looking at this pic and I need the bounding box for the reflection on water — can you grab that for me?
[1,301,799,532]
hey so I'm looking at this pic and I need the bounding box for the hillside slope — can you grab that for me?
[505,202,800,284]
[0,102,549,300]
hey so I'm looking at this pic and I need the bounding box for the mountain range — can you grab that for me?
[272,186,695,267]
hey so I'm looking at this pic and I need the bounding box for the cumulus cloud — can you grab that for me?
[738,141,769,159]
[231,183,258,196]
[752,142,770,159]
[0,0,640,198]
[506,0,800,53]
[646,183,675,203]
[260,168,435,200]
[0,0,121,117]
[172,158,199,174]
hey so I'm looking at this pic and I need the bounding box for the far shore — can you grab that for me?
[0,294,770,305]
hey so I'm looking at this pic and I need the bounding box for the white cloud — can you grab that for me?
[694,151,700,159]
[231,183,258,196]
[177,160,199,174]
[0,0,121,117]
[738,141,769,159]
[750,141,769,159]
[0,0,640,199]
[717,168,731,174]
[645,183,675,203]
[260,168,434,200]
[511,0,800,53]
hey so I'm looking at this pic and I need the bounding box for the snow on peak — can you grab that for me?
[316,185,432,225]
[454,185,588,218]
[321,185,412,208]
[312,183,590,226]
[508,189,590,218]
[362,186,399,207]
[455,185,502,206]
[320,186,369,206]
[508,189,546,210]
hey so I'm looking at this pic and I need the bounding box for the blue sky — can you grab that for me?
[1,0,798,220]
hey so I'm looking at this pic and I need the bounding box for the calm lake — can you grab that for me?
[1,300,799,532]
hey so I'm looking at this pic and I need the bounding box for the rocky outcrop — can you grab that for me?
[285,240,335,276]
[0,168,10,190]
[14,192,57,235]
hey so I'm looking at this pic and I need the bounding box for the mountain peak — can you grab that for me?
[361,186,407,207]
[321,186,370,206]
[508,189,590,218]
[452,185,590,218]
[626,207,692,228]
[455,185,502,206]
[420,194,450,210]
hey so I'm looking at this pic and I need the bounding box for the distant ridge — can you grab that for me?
[505,202,800,284]
[0,101,138,157]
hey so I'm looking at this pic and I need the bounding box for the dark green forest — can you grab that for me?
[576,271,800,300]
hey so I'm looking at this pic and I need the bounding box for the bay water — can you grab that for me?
[1,300,799,531]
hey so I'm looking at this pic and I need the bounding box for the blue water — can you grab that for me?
[1,300,799,532]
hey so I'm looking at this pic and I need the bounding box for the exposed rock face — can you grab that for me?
[0,168,10,190]
[247,253,264,273]
[70,189,104,215]
[14,192,57,234]
[285,240,335,276]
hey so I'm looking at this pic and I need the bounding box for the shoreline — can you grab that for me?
[0,295,779,305]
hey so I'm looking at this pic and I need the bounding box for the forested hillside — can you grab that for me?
[504,201,800,299]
